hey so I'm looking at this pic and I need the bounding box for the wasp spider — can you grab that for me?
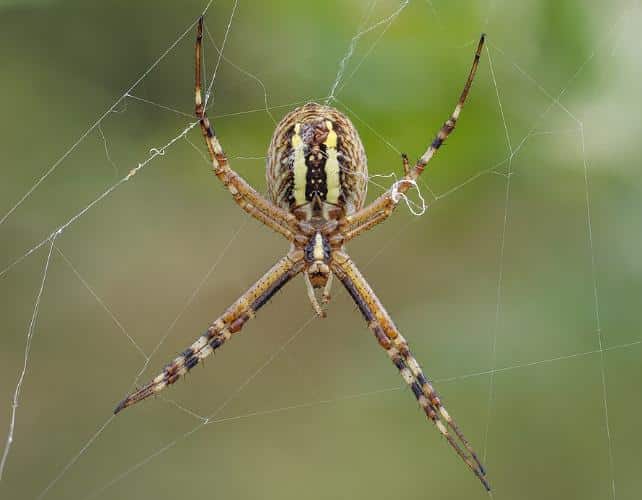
[115,17,489,491]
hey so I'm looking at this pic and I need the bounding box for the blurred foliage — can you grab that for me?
[1,1,641,499]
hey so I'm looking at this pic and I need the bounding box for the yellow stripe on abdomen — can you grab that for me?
[291,123,307,206]
[324,120,340,204]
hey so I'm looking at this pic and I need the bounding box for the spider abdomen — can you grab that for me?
[266,102,367,216]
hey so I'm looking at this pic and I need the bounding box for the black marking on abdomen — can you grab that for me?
[304,144,328,202]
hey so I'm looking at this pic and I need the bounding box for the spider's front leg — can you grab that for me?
[341,34,485,243]
[114,250,304,414]
[331,251,490,491]
[194,17,296,241]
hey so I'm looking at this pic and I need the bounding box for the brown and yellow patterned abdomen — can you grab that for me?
[266,102,368,216]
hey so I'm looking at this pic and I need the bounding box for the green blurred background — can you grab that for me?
[1,0,641,499]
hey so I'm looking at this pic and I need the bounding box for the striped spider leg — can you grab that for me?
[341,34,485,243]
[115,14,489,492]
[115,252,304,413]
[331,252,490,491]
[330,34,489,489]
[194,17,297,241]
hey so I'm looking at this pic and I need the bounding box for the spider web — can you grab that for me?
[1,0,640,499]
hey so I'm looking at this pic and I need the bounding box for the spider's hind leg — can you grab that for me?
[331,251,490,491]
[114,253,304,414]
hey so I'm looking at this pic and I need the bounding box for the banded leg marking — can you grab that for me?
[393,334,486,476]
[114,254,303,414]
[194,17,295,241]
[331,253,490,491]
[340,34,485,242]
[412,34,484,177]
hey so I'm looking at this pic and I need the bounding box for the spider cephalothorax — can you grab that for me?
[115,16,490,492]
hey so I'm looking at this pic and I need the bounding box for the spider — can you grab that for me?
[115,17,489,491]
